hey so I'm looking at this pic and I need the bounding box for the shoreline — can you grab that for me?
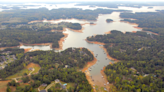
[100,46,119,63]
[28,18,90,24]
[67,27,85,33]
[0,46,19,50]
[19,43,52,47]
[143,30,159,35]
[0,32,68,52]
[85,39,105,45]
[105,31,111,34]
[100,46,119,91]
[55,33,68,50]
[85,39,119,92]
[120,18,136,20]
[82,48,97,92]
[100,62,113,91]
[100,65,112,91]
[120,21,143,29]
[120,21,139,26]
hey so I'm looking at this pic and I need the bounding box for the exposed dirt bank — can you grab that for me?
[55,33,68,50]
[85,39,105,45]
[100,46,119,62]
[82,48,97,92]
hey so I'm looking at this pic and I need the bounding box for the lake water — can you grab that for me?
[0,2,163,88]
[20,12,141,86]
[1,3,164,13]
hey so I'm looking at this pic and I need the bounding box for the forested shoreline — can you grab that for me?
[0,8,116,24]
[120,10,164,35]
[87,29,164,91]
[0,29,64,48]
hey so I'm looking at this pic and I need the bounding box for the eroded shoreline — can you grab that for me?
[85,39,105,45]
[85,39,119,92]
[82,48,97,92]
[55,33,68,50]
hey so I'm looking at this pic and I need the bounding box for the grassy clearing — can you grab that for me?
[39,85,46,90]
[26,63,41,74]
[0,80,16,92]
[66,83,75,89]
[6,63,40,79]
[60,81,75,89]
[6,68,30,79]
[19,83,30,88]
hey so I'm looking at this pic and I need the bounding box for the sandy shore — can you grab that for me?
[20,32,68,51]
[83,40,119,92]
[67,26,85,33]
[120,21,138,26]
[24,48,32,53]
[0,46,19,51]
[0,32,68,52]
[19,43,52,46]
[143,30,159,35]
[132,31,137,33]
[121,21,159,35]
[134,26,143,29]
[85,39,105,45]
[100,46,119,91]
[120,21,143,30]
[120,18,137,20]
[28,18,89,24]
[100,46,119,63]
[105,31,111,34]
[82,48,97,92]
[55,33,68,50]
[100,66,113,91]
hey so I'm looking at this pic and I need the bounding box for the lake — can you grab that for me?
[20,11,142,87]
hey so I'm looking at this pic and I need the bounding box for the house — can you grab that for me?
[61,84,66,89]
[59,83,66,89]
[41,83,47,87]
[28,67,34,71]
[39,90,46,92]
[55,79,60,83]
[65,65,69,68]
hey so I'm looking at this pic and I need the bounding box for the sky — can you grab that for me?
[0,0,164,2]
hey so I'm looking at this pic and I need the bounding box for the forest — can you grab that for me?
[106,19,113,23]
[6,22,82,32]
[0,48,93,92]
[0,29,64,48]
[87,30,164,91]
[0,8,116,25]
[120,10,164,35]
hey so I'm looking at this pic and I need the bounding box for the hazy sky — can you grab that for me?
[0,0,164,2]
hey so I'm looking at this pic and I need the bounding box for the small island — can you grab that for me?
[106,19,113,23]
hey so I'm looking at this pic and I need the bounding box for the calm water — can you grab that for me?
[1,3,164,13]
[20,12,141,86]
[20,45,52,51]
[61,12,139,85]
